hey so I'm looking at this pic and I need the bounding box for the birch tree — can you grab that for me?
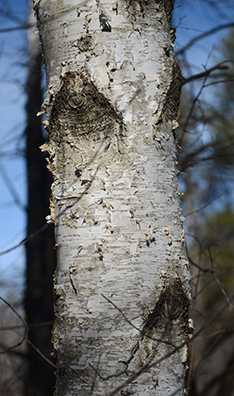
[34,0,191,395]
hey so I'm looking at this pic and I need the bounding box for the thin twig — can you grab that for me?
[182,61,232,86]
[101,294,176,347]
[105,293,234,396]
[0,296,28,354]
[26,339,56,369]
[184,190,228,217]
[176,23,234,56]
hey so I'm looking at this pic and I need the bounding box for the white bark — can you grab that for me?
[35,0,190,395]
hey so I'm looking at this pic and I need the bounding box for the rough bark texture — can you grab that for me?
[35,0,190,395]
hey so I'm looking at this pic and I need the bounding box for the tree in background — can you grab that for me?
[176,23,234,396]
[24,4,56,395]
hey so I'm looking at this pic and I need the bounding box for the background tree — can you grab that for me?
[24,4,56,395]
[0,1,56,395]
[175,18,234,395]
[0,1,29,394]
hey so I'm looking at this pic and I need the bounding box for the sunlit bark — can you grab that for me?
[35,0,190,395]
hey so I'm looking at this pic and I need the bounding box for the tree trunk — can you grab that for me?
[25,3,56,395]
[35,0,190,395]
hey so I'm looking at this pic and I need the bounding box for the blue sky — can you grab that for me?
[0,0,28,295]
[174,0,234,73]
[0,0,234,298]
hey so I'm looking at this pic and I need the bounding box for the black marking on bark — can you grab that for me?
[145,236,156,247]
[75,168,82,178]
[120,278,190,369]
[77,35,93,52]
[163,62,182,122]
[153,61,182,140]
[125,0,153,19]
[125,0,176,42]
[99,15,111,31]
[155,62,182,124]
[69,275,77,295]
[47,72,125,144]
[125,0,174,36]
[164,0,176,42]
[81,179,90,186]
[142,278,190,339]
[99,6,112,31]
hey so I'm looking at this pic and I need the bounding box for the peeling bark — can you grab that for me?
[35,0,190,395]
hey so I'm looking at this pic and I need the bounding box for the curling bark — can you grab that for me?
[34,0,191,395]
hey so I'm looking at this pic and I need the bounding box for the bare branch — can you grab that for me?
[0,296,28,354]
[105,293,234,396]
[184,190,228,217]
[176,23,234,56]
[101,294,176,347]
[0,23,34,33]
[25,339,56,369]
[182,61,233,86]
